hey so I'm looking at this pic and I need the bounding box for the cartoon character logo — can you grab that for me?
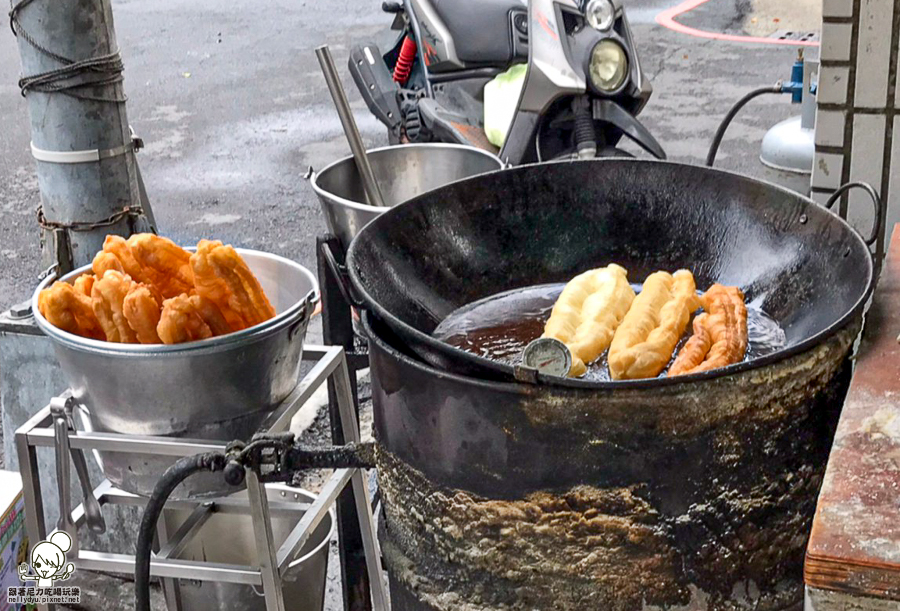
[18,531,75,587]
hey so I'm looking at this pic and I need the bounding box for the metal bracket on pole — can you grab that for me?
[30,138,138,164]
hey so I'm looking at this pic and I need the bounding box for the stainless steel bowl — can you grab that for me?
[165,485,333,611]
[31,248,318,498]
[311,143,503,252]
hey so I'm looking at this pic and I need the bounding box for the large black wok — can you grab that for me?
[346,159,874,386]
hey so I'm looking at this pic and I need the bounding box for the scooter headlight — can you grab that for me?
[585,0,615,31]
[589,39,628,92]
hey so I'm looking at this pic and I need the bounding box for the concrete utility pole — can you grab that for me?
[10,0,155,274]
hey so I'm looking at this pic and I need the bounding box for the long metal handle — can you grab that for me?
[70,445,106,533]
[53,397,106,534]
[315,44,388,208]
[52,405,76,537]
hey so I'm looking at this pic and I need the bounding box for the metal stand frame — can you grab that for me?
[15,346,388,611]
[317,235,374,611]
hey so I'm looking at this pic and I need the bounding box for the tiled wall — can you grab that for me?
[811,0,898,259]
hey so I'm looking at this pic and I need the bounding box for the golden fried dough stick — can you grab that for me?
[608,270,700,380]
[670,284,748,376]
[38,282,106,340]
[189,240,246,331]
[157,294,215,344]
[92,251,124,277]
[188,295,233,336]
[73,274,95,297]
[542,264,634,377]
[127,233,194,298]
[123,284,162,344]
[91,271,139,343]
[102,235,150,283]
[190,240,275,329]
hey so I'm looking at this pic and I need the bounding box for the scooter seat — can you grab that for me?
[431,0,521,65]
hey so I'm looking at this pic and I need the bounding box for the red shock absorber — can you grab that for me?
[393,35,417,85]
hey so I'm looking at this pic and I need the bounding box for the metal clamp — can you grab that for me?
[31,126,143,164]
[223,433,377,487]
[320,241,365,308]
[513,364,540,384]
[37,263,58,281]
[31,138,136,164]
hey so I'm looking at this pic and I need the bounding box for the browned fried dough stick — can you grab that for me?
[669,284,748,376]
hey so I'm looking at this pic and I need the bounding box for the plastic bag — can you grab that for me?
[483,64,527,148]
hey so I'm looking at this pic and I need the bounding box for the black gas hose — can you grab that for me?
[135,452,227,611]
[134,436,376,610]
[705,84,784,167]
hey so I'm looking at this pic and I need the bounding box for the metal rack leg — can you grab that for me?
[318,234,372,611]
[156,515,183,611]
[247,469,286,611]
[334,354,389,611]
[16,429,51,611]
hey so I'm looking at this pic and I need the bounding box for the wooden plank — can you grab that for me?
[805,225,900,600]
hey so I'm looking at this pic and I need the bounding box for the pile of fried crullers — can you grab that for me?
[542,265,748,379]
[38,234,275,344]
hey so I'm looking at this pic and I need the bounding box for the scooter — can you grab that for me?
[349,0,666,163]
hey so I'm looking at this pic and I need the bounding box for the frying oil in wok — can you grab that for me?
[433,283,786,381]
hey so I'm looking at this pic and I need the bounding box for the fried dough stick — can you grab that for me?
[92,251,124,277]
[608,270,700,380]
[157,295,214,344]
[93,235,166,303]
[669,284,748,376]
[189,240,246,331]
[38,282,106,340]
[189,295,233,336]
[667,314,712,375]
[122,284,163,344]
[156,294,234,344]
[102,235,150,283]
[73,274,95,297]
[190,240,275,330]
[127,233,194,298]
[542,264,635,377]
[91,271,139,343]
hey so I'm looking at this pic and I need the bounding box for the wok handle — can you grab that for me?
[320,241,365,309]
[825,181,883,246]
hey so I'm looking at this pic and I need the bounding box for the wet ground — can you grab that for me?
[0,0,823,608]
[0,0,822,305]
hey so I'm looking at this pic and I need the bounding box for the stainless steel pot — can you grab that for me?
[164,485,333,611]
[310,143,503,251]
[31,249,318,498]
